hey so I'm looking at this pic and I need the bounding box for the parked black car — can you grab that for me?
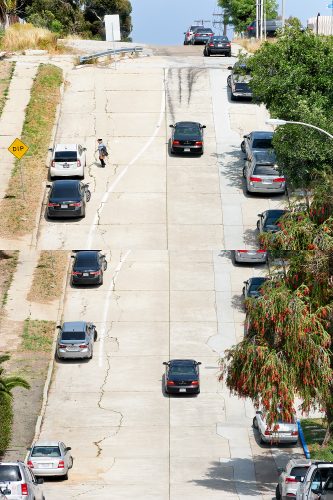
[47,180,91,219]
[71,250,107,285]
[246,19,283,38]
[191,27,214,45]
[170,121,206,155]
[257,209,287,233]
[163,359,201,395]
[203,36,231,57]
[227,63,253,101]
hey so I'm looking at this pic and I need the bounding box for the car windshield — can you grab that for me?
[252,138,273,148]
[31,446,61,457]
[52,183,79,198]
[169,365,197,376]
[0,465,22,481]
[290,466,309,481]
[75,253,98,268]
[61,331,85,341]
[196,28,213,33]
[254,165,279,176]
[176,125,199,135]
[266,217,281,227]
[54,151,77,162]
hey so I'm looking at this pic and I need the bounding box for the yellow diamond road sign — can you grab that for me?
[8,138,29,159]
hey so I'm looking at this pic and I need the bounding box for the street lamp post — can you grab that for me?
[266,118,333,140]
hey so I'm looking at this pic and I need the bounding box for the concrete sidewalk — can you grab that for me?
[0,61,39,199]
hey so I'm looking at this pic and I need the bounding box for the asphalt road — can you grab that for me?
[36,46,301,499]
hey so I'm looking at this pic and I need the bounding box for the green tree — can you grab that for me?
[219,250,333,442]
[218,0,278,33]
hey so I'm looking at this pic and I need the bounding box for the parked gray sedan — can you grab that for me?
[27,441,73,479]
[233,250,267,264]
[56,321,97,360]
[243,151,285,194]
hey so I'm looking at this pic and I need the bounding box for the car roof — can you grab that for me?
[75,250,99,257]
[249,277,267,283]
[287,458,312,467]
[62,321,86,332]
[175,121,200,127]
[265,209,286,216]
[251,131,274,138]
[54,144,78,151]
[32,441,61,447]
[169,359,197,365]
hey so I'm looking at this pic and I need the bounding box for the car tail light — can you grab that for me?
[273,177,285,182]
[209,33,213,36]
[291,430,298,436]
[256,250,266,253]
[167,380,175,386]
[195,141,203,146]
[186,32,190,35]
[250,177,262,182]
[58,460,65,468]
[173,140,180,145]
[264,428,272,436]
[59,344,67,348]
[248,26,254,30]
[90,270,101,276]
[71,271,81,276]
[195,33,200,36]
[209,43,214,47]
[237,250,248,253]
[79,344,88,349]
[27,460,34,468]
[77,160,81,167]
[191,381,199,385]
[286,477,298,483]
[226,43,231,46]
[69,202,82,207]
[21,484,29,495]
[286,494,297,497]
[48,202,59,207]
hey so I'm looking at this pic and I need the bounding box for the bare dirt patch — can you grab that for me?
[27,251,69,303]
[0,61,15,116]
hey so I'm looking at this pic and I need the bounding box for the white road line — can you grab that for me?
[86,82,166,249]
[98,250,132,367]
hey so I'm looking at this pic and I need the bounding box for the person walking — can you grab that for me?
[97,138,108,167]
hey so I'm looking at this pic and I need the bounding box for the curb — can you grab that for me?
[297,419,311,459]
[26,253,70,459]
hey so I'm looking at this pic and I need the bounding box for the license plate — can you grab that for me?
[179,388,187,393]
[67,347,80,351]
[83,272,89,276]
[218,44,222,47]
[184,148,191,152]
[61,204,68,208]
[63,165,69,168]
[263,181,272,184]
[39,463,53,468]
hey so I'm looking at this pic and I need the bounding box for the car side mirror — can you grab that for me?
[83,147,87,151]
[243,281,248,284]
[56,325,61,328]
[48,148,53,151]
[36,478,44,484]
[46,184,52,188]
[26,447,32,451]
[201,125,206,128]
[257,213,263,218]
[101,254,106,258]
[256,410,262,414]
[277,467,284,473]
[169,124,174,128]
[227,66,233,70]
[243,135,248,138]
[163,362,168,365]
[65,446,72,451]
[197,361,202,365]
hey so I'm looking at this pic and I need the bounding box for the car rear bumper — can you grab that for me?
[247,183,285,194]
[193,38,210,44]
[50,166,84,178]
[260,433,298,444]
[47,207,84,218]
[232,92,253,99]
[209,48,231,54]
[234,251,267,263]
[57,348,90,359]
[171,145,203,154]
[71,275,101,285]
[32,466,69,476]
[166,385,200,394]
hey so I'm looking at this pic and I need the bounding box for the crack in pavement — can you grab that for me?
[87,162,97,191]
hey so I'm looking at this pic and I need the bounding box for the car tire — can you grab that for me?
[94,330,98,341]
[260,434,266,444]
[203,50,208,57]
[63,472,69,480]
[275,484,281,500]
[256,220,260,230]
[206,50,210,56]
[253,416,258,429]
[227,51,231,57]
[242,166,246,178]
[241,140,245,153]
[227,75,231,87]
[230,92,236,101]
[242,287,245,295]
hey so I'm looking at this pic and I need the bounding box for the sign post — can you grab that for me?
[8,138,29,200]
[105,14,121,69]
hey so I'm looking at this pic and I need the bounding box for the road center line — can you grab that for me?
[98,249,132,367]
[86,81,166,249]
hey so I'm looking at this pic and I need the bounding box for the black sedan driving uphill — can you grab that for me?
[47,180,91,219]
[170,121,206,155]
[71,250,107,286]
[163,359,201,395]
[204,36,231,57]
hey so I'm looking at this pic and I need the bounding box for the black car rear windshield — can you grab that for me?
[169,366,197,376]
[176,125,200,135]
[0,465,22,481]
[212,36,229,41]
[52,183,80,198]
[75,252,98,268]
[254,165,278,176]
[235,83,251,91]
[54,151,77,162]
[61,331,86,341]
[252,138,273,148]
[195,28,213,33]
[32,446,61,457]
[289,466,309,481]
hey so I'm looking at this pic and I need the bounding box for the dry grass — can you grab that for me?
[22,319,55,351]
[233,37,277,53]
[0,64,63,237]
[27,251,69,303]
[1,23,58,51]
[0,251,19,308]
[0,61,15,116]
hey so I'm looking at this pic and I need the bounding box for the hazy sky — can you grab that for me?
[131,0,326,45]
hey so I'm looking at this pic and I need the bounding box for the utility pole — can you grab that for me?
[256,0,259,39]
[281,0,285,28]
[260,0,264,40]
[194,19,210,26]
[212,12,225,35]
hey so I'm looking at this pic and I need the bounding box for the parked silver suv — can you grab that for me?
[0,461,44,499]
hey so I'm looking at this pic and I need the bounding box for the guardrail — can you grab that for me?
[79,46,143,64]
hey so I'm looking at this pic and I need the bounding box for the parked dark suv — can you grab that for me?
[246,19,283,38]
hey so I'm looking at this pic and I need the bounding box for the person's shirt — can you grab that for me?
[98,142,106,153]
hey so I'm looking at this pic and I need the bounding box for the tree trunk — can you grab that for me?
[322,387,333,447]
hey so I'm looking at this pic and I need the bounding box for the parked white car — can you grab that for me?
[296,462,333,499]
[27,441,73,479]
[0,461,44,499]
[183,25,202,45]
[49,143,86,179]
[276,458,311,500]
[253,409,299,444]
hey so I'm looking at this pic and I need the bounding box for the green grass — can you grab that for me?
[0,251,19,307]
[301,418,333,461]
[0,61,15,117]
[22,319,56,352]
[0,64,63,237]
[0,393,13,457]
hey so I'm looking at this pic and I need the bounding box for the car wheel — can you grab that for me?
[253,416,258,429]
[227,75,231,87]
[241,140,245,153]
[275,484,281,500]
[206,50,210,56]
[94,330,98,341]
[203,50,207,57]
[230,92,236,101]
[242,166,246,178]
[63,472,68,480]
[88,349,93,359]
[259,434,266,444]
[256,220,260,230]
[227,51,231,57]
[242,287,245,295]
